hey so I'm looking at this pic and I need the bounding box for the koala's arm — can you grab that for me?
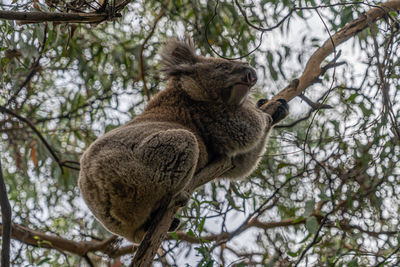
[222,99,289,179]
[221,113,273,179]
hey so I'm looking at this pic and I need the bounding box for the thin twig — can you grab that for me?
[138,1,168,101]
[367,13,400,143]
[301,6,338,170]
[294,212,332,266]
[7,24,48,107]
[234,0,295,32]
[375,243,400,266]
[83,254,95,267]
[0,106,64,173]
[205,0,266,60]
[211,171,306,248]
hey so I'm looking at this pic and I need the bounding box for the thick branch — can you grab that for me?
[0,159,11,267]
[0,10,112,23]
[268,0,400,103]
[130,196,176,266]
[0,224,135,257]
[0,0,137,24]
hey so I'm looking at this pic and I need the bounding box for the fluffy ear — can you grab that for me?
[159,35,199,76]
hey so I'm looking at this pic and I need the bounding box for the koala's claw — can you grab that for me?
[272,99,289,124]
[256,98,268,108]
[258,98,289,124]
[277,99,287,105]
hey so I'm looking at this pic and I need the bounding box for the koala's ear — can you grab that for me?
[159,35,199,76]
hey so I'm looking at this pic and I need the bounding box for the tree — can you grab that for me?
[1,0,399,266]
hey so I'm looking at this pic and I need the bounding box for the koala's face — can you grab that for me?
[192,58,257,105]
[160,36,257,106]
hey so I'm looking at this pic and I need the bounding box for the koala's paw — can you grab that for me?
[258,98,289,124]
[168,217,181,232]
[256,98,268,108]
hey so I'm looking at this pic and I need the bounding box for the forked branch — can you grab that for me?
[265,0,400,104]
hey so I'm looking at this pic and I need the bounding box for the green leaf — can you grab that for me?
[37,258,51,265]
[187,229,196,237]
[170,232,178,241]
[347,93,359,103]
[348,259,359,267]
[299,233,312,244]
[305,216,319,234]
[198,217,206,234]
[304,199,315,217]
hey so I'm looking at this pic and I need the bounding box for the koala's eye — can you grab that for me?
[218,64,230,70]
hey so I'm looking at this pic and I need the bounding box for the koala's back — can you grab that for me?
[78,121,200,242]
[135,86,266,157]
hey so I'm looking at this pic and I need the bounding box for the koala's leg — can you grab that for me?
[190,156,233,188]
[129,129,199,240]
[135,128,199,195]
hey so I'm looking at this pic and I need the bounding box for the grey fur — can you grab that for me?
[159,34,198,76]
[78,36,288,243]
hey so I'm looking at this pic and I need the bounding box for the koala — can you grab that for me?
[78,36,289,244]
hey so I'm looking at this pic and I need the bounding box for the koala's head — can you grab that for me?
[160,36,257,106]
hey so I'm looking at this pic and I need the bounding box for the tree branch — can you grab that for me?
[0,158,11,267]
[265,0,400,104]
[0,10,119,24]
[130,195,175,266]
[0,224,136,257]
[0,0,136,24]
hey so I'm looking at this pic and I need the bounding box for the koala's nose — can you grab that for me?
[243,67,258,86]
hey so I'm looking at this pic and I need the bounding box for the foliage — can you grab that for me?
[1,0,399,266]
